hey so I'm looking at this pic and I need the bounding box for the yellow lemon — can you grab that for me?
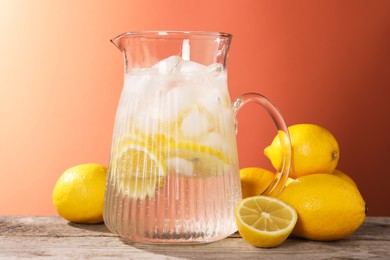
[332,169,357,186]
[277,173,366,241]
[265,124,339,179]
[235,196,298,248]
[52,164,107,224]
[239,167,275,198]
[113,141,166,199]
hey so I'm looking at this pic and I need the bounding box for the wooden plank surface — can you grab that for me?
[1,216,389,259]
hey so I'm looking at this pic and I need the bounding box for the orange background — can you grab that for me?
[1,0,389,216]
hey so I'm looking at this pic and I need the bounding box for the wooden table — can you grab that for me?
[1,216,389,259]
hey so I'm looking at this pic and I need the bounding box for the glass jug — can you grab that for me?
[104,31,291,244]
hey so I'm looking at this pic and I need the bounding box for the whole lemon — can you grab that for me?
[332,169,357,187]
[264,124,339,179]
[278,174,366,241]
[52,164,107,224]
[240,167,275,198]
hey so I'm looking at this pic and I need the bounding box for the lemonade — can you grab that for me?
[104,56,242,243]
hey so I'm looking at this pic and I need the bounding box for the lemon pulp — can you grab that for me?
[235,195,297,247]
[113,136,230,199]
[114,142,166,199]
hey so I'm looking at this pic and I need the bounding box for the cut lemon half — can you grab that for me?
[114,142,166,199]
[235,196,297,248]
[169,142,229,176]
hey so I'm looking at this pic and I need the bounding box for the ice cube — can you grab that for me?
[181,110,210,138]
[166,157,194,176]
[130,67,157,75]
[198,88,226,115]
[178,60,208,74]
[153,55,182,75]
[176,60,209,84]
[198,132,227,153]
[207,63,224,77]
[124,70,171,95]
[123,73,151,94]
[134,111,159,133]
[159,85,195,121]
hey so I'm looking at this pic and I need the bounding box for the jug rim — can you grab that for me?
[111,31,232,42]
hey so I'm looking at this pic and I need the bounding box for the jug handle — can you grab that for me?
[232,93,292,196]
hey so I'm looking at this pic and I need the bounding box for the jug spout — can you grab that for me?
[110,33,125,51]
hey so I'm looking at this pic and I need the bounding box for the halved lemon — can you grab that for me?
[235,196,297,248]
[169,141,229,176]
[114,142,166,199]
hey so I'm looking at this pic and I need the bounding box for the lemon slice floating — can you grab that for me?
[169,141,228,176]
[235,196,297,248]
[114,142,166,199]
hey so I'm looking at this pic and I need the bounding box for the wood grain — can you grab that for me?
[1,216,389,259]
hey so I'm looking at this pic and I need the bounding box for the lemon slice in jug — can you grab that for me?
[169,142,229,176]
[114,142,166,199]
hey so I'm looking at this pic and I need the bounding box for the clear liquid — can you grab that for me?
[105,170,240,243]
[104,56,241,243]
